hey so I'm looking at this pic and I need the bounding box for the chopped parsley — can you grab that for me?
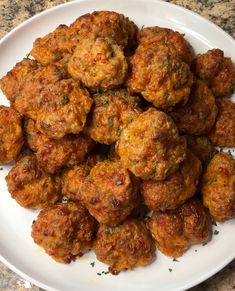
[164,36,168,44]
[116,128,121,137]
[198,112,205,119]
[0,167,3,171]
[214,230,219,235]
[67,108,73,113]
[61,96,69,105]
[212,221,217,226]
[25,53,30,58]
[103,100,109,108]
[115,179,123,185]
[22,159,29,165]
[202,242,207,246]
[173,258,179,262]
[97,271,109,276]
[108,117,114,128]
[168,268,172,272]
[107,227,113,235]
[87,175,93,182]
[90,262,95,267]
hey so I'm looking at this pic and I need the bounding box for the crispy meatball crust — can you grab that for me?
[192,49,235,97]
[35,79,93,139]
[70,11,138,51]
[171,80,218,135]
[79,160,140,226]
[127,47,193,110]
[25,119,94,174]
[208,99,235,147]
[146,199,212,257]
[31,202,97,263]
[202,152,235,221]
[138,26,194,65]
[5,154,61,208]
[186,135,214,163]
[0,58,39,102]
[116,108,187,181]
[141,150,202,211]
[0,106,24,164]
[93,218,155,274]
[84,89,142,144]
[68,36,128,91]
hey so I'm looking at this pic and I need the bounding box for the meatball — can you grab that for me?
[128,46,193,110]
[141,150,202,211]
[79,160,140,225]
[138,26,194,65]
[35,79,93,139]
[170,80,218,135]
[70,11,138,51]
[186,135,214,163]
[192,49,235,97]
[30,24,77,66]
[5,154,61,208]
[0,58,38,102]
[208,99,235,147]
[116,108,187,181]
[146,199,212,258]
[84,89,142,144]
[0,106,24,164]
[202,152,235,221]
[68,36,128,91]
[93,218,155,274]
[31,202,97,263]
[25,119,94,174]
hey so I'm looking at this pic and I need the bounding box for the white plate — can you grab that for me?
[0,0,234,290]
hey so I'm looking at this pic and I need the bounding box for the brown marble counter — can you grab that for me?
[0,0,234,290]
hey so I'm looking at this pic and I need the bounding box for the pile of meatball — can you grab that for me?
[0,11,235,275]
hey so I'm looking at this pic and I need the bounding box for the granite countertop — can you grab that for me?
[0,0,234,290]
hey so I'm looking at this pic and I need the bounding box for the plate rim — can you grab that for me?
[0,0,234,290]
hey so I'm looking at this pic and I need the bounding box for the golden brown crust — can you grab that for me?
[5,154,61,208]
[202,152,235,221]
[93,218,155,274]
[208,99,235,147]
[146,199,212,257]
[31,202,97,263]
[127,47,193,110]
[84,89,142,144]
[79,160,140,226]
[0,106,24,164]
[170,80,218,135]
[192,49,235,97]
[141,150,202,211]
[68,36,128,91]
[25,119,94,174]
[116,108,187,181]
[138,26,194,65]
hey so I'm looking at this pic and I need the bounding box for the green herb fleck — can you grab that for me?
[198,112,205,119]
[173,258,179,262]
[212,221,217,226]
[168,268,172,272]
[87,175,93,182]
[64,60,69,65]
[67,108,73,113]
[107,227,113,235]
[202,242,207,246]
[90,262,95,267]
[116,128,121,137]
[103,100,109,108]
[22,159,29,165]
[195,249,197,252]
[0,167,3,171]
[61,96,69,105]
[97,272,102,276]
[111,51,116,58]
[115,179,122,185]
[164,36,168,44]
[108,117,114,128]
[25,53,30,58]
[214,230,219,235]
[49,100,56,106]
[32,220,36,224]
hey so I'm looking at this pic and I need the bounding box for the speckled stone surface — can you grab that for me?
[0,0,234,290]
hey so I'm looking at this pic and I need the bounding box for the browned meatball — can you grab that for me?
[31,202,97,263]
[146,199,212,258]
[202,152,235,221]
[5,154,61,208]
[186,135,214,163]
[84,89,142,144]
[68,36,128,91]
[141,150,202,211]
[70,11,138,51]
[35,79,93,139]
[138,26,194,65]
[79,160,140,225]
[171,80,218,135]
[93,218,155,274]
[127,47,193,110]
[116,108,187,181]
[25,119,94,174]
[30,24,77,66]
[192,49,235,97]
[208,99,235,147]
[0,106,24,164]
[0,58,38,102]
